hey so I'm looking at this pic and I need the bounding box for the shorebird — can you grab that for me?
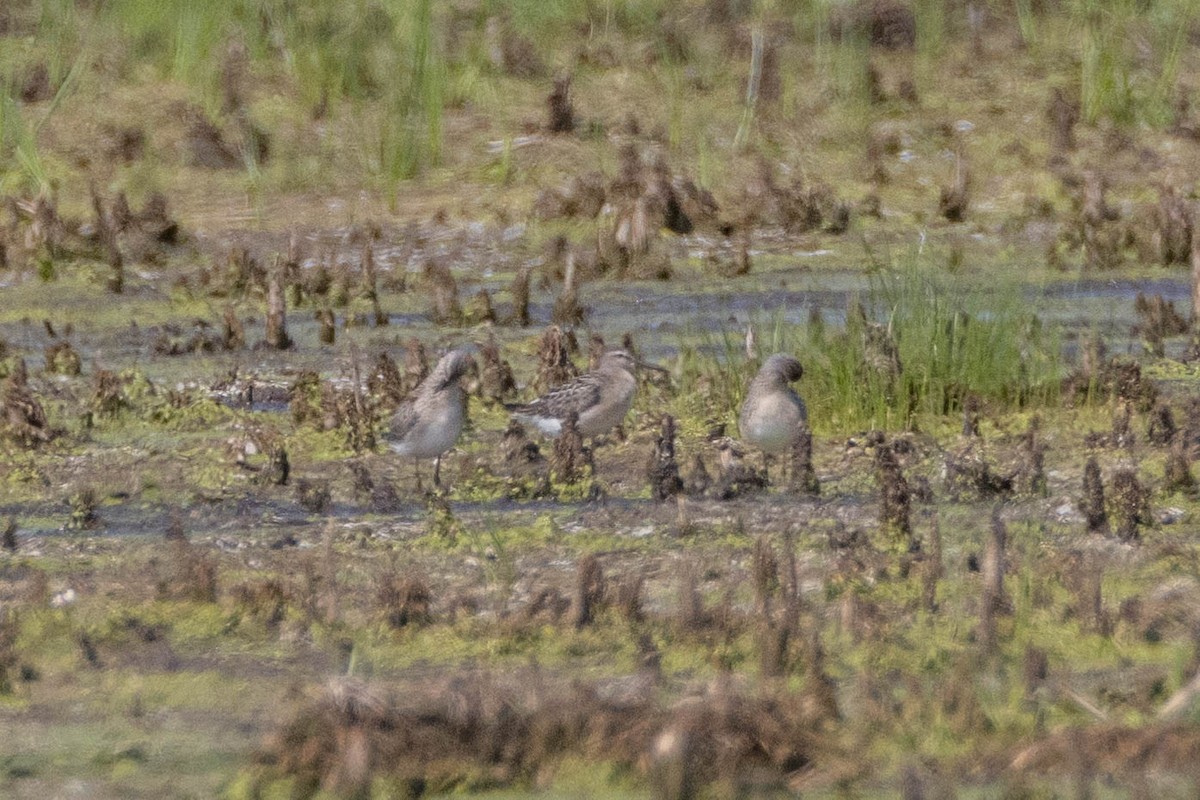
[505,349,666,439]
[739,354,807,460]
[384,348,475,489]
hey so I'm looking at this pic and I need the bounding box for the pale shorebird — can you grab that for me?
[385,348,475,489]
[505,349,666,439]
[739,353,807,462]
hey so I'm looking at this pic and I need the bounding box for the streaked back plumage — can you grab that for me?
[506,349,640,438]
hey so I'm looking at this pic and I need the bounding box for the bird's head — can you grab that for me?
[600,349,668,376]
[434,348,477,389]
[763,353,803,384]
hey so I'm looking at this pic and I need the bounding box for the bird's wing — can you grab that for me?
[510,373,602,420]
[387,398,420,443]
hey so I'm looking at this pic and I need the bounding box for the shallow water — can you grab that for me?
[3,222,1193,542]
[3,260,1186,372]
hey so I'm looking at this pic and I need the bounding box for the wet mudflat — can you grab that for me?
[8,0,1200,796]
[4,228,1200,799]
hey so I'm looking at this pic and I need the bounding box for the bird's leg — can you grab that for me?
[433,454,443,488]
[413,458,423,494]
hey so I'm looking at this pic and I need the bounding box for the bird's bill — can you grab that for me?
[462,356,481,391]
[636,359,669,374]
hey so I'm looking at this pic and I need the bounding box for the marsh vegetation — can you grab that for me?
[5,0,1200,797]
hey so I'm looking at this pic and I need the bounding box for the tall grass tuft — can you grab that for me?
[1072,0,1188,127]
[682,262,1063,434]
[34,0,86,88]
[1073,0,1198,128]
[803,0,870,110]
[280,2,394,108]
[171,4,222,94]
[1144,17,1189,127]
[1079,17,1134,126]
[99,0,239,110]
[664,60,685,152]
[0,52,85,195]
[0,93,47,194]
[824,36,872,110]
[379,0,445,198]
[734,27,765,149]
[913,0,946,63]
[1015,0,1038,49]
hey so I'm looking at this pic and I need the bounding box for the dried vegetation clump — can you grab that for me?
[1014,417,1048,496]
[485,14,545,78]
[377,573,433,629]
[477,335,517,406]
[532,325,579,394]
[184,103,269,171]
[229,426,290,486]
[943,440,1014,500]
[550,251,585,326]
[1108,468,1150,542]
[0,608,20,695]
[532,172,606,221]
[1,360,52,447]
[1011,723,1200,787]
[872,432,913,545]
[1163,435,1196,494]
[65,487,102,531]
[500,419,542,467]
[545,75,575,134]
[1081,457,1109,535]
[254,671,822,798]
[551,414,591,485]
[1063,353,1158,411]
[401,338,431,395]
[976,510,1012,654]
[285,368,374,453]
[263,258,292,350]
[232,578,290,628]
[288,371,329,430]
[347,461,401,512]
[463,288,497,325]
[1,518,17,553]
[789,424,820,495]
[1133,292,1188,357]
[362,354,403,418]
[507,265,533,327]
[828,0,916,50]
[295,479,332,514]
[646,414,683,501]
[1150,185,1192,266]
[13,2,1200,795]
[710,438,768,500]
[154,520,219,604]
[1,188,183,276]
[423,260,463,326]
[1046,87,1079,155]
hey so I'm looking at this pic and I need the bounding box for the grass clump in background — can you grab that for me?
[683,257,1063,434]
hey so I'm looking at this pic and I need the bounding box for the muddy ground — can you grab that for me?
[4,227,1200,799]
[7,0,1200,797]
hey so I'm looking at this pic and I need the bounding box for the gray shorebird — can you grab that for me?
[505,349,666,439]
[739,354,807,457]
[385,348,475,489]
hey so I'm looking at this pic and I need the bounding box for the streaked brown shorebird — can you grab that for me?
[385,348,475,489]
[739,353,807,458]
[505,349,666,439]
